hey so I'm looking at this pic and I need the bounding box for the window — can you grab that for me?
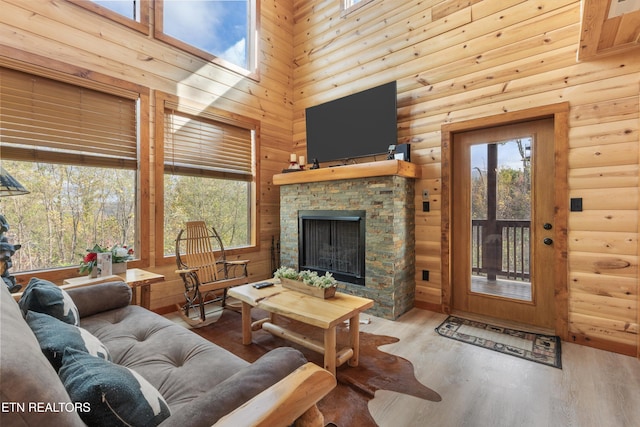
[0,67,140,273]
[89,0,141,21]
[155,0,258,74]
[158,95,257,258]
[68,1,257,75]
[343,0,362,7]
[66,0,150,34]
[342,0,374,13]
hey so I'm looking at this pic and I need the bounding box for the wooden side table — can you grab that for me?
[62,268,164,310]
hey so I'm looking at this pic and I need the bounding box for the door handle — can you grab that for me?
[543,223,553,230]
[543,237,553,245]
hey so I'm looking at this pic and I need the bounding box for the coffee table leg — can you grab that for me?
[348,313,360,367]
[240,301,252,345]
[324,326,337,375]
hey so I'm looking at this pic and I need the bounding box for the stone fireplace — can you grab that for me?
[275,160,420,320]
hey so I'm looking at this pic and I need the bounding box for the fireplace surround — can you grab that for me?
[276,160,419,320]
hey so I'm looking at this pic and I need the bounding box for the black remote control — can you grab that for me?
[252,282,274,289]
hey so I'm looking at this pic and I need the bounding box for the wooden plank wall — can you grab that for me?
[292,0,640,356]
[0,0,295,308]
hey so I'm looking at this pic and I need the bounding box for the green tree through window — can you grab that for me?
[0,161,136,272]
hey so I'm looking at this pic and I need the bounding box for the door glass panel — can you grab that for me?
[470,138,532,301]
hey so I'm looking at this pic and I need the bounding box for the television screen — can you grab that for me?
[305,81,397,164]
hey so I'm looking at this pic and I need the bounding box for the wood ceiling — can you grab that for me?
[578,0,640,60]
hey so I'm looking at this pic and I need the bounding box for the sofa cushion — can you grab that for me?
[59,348,172,427]
[26,310,111,371]
[160,346,308,427]
[0,284,86,427]
[66,280,132,318]
[79,304,250,413]
[18,277,80,325]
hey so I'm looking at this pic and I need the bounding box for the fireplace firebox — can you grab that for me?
[298,210,366,285]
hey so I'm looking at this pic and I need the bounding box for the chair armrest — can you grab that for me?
[175,268,199,275]
[223,260,250,265]
[214,363,336,427]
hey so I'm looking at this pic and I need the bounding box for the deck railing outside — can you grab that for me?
[471,219,531,281]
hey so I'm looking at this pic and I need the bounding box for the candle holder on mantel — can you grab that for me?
[283,154,303,173]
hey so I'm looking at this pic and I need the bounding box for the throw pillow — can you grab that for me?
[18,277,80,325]
[25,310,110,371]
[59,348,171,427]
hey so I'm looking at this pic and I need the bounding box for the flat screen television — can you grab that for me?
[305,81,397,164]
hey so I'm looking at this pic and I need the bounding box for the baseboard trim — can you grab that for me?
[414,300,443,313]
[568,332,636,357]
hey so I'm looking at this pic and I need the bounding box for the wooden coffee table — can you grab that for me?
[228,281,374,375]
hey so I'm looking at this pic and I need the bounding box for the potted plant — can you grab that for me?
[79,244,109,278]
[80,244,134,277]
[274,266,338,299]
[111,244,134,274]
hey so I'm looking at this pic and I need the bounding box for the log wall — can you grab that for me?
[291,0,640,357]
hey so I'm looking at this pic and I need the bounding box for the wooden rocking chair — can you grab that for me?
[175,221,250,327]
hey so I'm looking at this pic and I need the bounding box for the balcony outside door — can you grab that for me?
[451,119,556,329]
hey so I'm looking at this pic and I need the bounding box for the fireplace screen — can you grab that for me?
[298,210,366,285]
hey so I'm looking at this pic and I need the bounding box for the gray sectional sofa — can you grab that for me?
[0,279,335,427]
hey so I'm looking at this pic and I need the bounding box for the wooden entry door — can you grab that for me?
[451,119,556,329]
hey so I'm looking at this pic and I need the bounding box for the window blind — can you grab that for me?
[0,67,137,169]
[164,109,253,181]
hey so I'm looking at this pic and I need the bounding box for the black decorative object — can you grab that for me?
[0,166,29,293]
[0,215,22,293]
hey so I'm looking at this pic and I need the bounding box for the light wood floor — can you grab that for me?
[359,308,640,427]
[167,306,640,426]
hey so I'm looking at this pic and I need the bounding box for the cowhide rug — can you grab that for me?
[191,308,441,426]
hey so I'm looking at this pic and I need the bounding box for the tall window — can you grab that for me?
[0,68,139,273]
[156,0,258,73]
[162,101,256,256]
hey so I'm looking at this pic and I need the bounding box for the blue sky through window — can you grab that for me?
[91,1,250,69]
[93,0,138,20]
[163,0,249,69]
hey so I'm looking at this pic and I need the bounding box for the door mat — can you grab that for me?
[435,315,562,369]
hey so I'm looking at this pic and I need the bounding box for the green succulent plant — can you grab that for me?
[274,266,337,289]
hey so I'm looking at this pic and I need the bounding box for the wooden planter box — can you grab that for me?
[279,278,337,299]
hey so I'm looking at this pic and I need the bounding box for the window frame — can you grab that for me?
[154,91,260,266]
[0,53,150,284]
[154,0,261,80]
[66,0,150,35]
[66,0,260,79]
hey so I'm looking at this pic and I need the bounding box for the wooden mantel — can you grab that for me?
[273,160,421,185]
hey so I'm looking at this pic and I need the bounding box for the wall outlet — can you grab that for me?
[570,197,583,212]
[422,270,429,281]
